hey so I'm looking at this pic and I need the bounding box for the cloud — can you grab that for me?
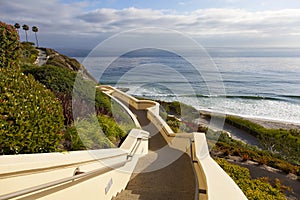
[1,0,300,48]
[77,7,300,41]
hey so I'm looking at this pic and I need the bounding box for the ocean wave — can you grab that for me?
[130,93,286,101]
[180,94,280,101]
[279,95,300,99]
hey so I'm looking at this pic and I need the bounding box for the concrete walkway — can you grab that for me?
[113,107,195,200]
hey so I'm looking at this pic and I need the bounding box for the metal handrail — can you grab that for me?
[0,161,127,200]
[0,152,128,179]
[127,138,144,161]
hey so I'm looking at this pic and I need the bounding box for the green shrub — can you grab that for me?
[63,113,131,151]
[215,158,251,181]
[45,48,82,71]
[72,76,112,120]
[63,116,114,150]
[158,100,199,120]
[20,42,39,64]
[24,65,112,124]
[166,117,180,133]
[226,116,300,164]
[212,133,300,175]
[0,21,21,69]
[63,126,85,150]
[24,64,78,125]
[0,68,64,154]
[95,89,112,116]
[23,65,77,94]
[110,99,136,133]
[97,114,126,145]
[215,158,286,200]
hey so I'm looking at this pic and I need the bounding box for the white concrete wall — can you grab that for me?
[193,132,248,200]
[0,129,149,200]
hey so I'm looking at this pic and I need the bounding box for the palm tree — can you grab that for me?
[22,24,29,42]
[32,26,39,47]
[14,23,20,37]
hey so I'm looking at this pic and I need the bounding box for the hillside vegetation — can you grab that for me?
[0,22,64,154]
[215,158,287,200]
[226,116,300,164]
[0,21,132,154]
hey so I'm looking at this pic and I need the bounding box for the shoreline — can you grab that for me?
[134,95,300,130]
[199,109,300,130]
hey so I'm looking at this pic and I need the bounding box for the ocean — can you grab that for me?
[75,47,300,124]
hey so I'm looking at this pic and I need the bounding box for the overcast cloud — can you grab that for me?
[1,0,300,49]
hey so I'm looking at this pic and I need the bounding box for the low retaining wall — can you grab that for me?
[193,132,248,200]
[0,129,149,200]
[146,106,175,138]
[99,85,175,138]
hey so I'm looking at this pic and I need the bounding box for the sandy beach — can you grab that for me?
[199,110,300,130]
[246,117,300,130]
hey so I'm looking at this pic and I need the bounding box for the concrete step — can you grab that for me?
[112,190,140,200]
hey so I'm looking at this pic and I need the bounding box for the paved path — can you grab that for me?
[196,117,261,148]
[113,107,195,200]
[35,48,48,66]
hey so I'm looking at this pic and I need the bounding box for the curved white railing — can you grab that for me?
[0,129,149,200]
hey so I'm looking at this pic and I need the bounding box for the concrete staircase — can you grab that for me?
[112,105,195,200]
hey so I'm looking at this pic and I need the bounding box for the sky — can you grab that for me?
[1,0,300,51]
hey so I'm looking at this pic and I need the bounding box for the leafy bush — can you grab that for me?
[166,117,180,133]
[23,64,78,125]
[0,68,64,154]
[158,100,200,133]
[0,21,21,69]
[110,98,136,133]
[165,115,198,133]
[212,133,300,175]
[63,114,126,151]
[97,114,126,145]
[20,42,39,64]
[24,65,112,124]
[158,100,199,120]
[215,158,286,200]
[226,116,300,164]
[63,116,114,151]
[23,65,77,94]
